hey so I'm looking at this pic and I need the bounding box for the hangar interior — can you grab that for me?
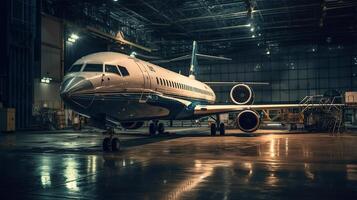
[2,1,357,200]
[0,0,356,131]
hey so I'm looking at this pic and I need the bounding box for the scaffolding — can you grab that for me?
[300,94,344,134]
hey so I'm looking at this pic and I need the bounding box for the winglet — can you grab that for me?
[189,41,198,79]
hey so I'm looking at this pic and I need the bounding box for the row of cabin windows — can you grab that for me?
[155,77,212,96]
[68,64,129,77]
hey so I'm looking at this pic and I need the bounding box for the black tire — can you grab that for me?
[219,123,225,136]
[210,123,216,136]
[103,137,111,152]
[158,123,165,134]
[111,138,120,152]
[149,123,156,135]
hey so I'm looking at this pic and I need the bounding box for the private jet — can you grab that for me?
[60,41,330,151]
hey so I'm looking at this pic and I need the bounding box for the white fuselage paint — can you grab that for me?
[60,52,215,122]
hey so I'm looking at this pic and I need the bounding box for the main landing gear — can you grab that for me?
[210,114,225,136]
[149,121,165,135]
[102,128,121,152]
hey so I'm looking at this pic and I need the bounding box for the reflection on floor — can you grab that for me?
[0,128,357,199]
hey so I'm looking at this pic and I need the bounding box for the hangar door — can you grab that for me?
[33,15,63,111]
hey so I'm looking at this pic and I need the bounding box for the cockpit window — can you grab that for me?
[68,64,83,73]
[105,65,121,76]
[83,64,103,72]
[118,66,129,76]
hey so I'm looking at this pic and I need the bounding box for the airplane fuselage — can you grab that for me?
[60,52,216,123]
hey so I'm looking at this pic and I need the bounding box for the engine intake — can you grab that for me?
[236,110,260,132]
[121,121,144,129]
[230,84,254,105]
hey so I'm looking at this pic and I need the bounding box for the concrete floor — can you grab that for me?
[0,128,357,199]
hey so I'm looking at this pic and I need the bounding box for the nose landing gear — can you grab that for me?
[102,128,121,152]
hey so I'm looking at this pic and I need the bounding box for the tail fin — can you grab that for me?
[189,41,198,79]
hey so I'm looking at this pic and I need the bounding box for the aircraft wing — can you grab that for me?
[204,81,269,86]
[194,104,344,116]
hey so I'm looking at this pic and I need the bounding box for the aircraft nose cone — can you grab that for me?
[60,77,94,101]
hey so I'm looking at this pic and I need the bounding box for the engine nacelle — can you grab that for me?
[236,110,260,132]
[120,121,144,129]
[230,84,254,105]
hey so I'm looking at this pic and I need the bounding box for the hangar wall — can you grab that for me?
[33,15,63,110]
[169,43,357,104]
[0,0,40,129]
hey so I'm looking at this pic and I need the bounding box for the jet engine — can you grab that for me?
[120,121,144,129]
[230,84,254,105]
[236,110,260,132]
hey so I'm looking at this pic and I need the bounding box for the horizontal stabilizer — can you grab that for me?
[196,54,232,61]
[152,54,231,63]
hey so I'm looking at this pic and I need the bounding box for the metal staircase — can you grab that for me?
[299,94,344,134]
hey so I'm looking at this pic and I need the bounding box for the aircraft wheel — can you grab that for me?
[210,123,216,136]
[111,138,121,152]
[219,123,225,136]
[149,123,157,135]
[158,123,165,134]
[103,137,111,152]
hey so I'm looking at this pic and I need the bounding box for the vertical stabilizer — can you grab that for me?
[189,41,198,79]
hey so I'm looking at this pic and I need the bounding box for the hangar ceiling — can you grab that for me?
[43,0,357,56]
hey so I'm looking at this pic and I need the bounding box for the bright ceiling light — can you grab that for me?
[250,27,255,32]
[41,77,52,84]
[252,34,256,38]
[70,34,79,40]
[266,50,270,55]
[67,38,75,43]
[246,23,251,27]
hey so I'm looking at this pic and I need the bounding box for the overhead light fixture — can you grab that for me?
[266,50,270,55]
[68,38,75,43]
[70,34,79,40]
[252,34,256,38]
[250,27,255,32]
[41,77,52,84]
[67,33,79,43]
[113,0,118,1]
[246,23,251,27]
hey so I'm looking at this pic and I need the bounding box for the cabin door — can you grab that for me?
[135,61,151,89]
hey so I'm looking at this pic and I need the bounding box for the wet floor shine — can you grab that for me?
[1,129,357,199]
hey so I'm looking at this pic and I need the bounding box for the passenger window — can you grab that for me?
[83,64,103,72]
[156,77,159,85]
[105,65,121,76]
[118,66,130,76]
[160,78,163,85]
[68,64,83,73]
